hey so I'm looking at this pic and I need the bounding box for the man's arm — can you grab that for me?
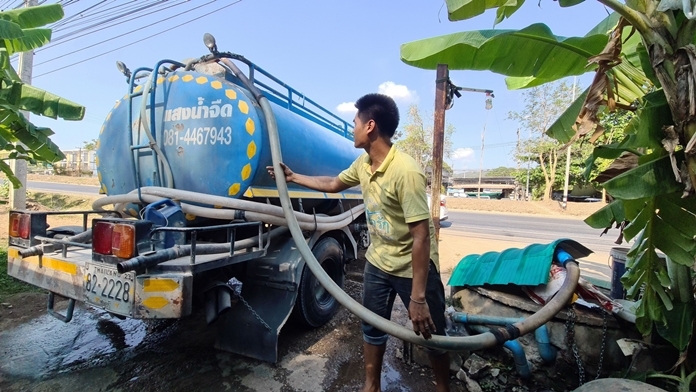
[407,219,437,339]
[266,163,351,193]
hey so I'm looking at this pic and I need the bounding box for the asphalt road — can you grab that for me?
[441,210,621,256]
[440,210,622,286]
[27,181,100,195]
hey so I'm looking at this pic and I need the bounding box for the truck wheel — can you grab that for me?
[292,237,344,328]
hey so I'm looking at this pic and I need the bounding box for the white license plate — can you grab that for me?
[84,262,135,316]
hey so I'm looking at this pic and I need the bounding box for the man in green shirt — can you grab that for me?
[267,93,450,392]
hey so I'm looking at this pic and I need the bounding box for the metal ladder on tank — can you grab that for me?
[124,60,185,201]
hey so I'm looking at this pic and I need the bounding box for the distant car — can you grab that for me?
[427,194,449,221]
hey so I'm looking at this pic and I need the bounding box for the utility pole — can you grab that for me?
[562,77,577,209]
[431,64,448,238]
[477,125,485,199]
[9,0,37,210]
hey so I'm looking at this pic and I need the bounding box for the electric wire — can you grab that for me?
[34,0,244,79]
[35,0,211,65]
[49,1,169,43]
[51,0,161,31]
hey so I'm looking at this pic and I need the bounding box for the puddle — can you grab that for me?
[0,305,146,379]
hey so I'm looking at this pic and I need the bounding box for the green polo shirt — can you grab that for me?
[338,146,439,278]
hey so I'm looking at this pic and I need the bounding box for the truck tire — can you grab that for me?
[292,237,344,328]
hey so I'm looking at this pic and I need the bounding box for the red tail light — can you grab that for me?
[93,221,114,255]
[440,199,446,207]
[9,213,31,239]
[18,214,31,239]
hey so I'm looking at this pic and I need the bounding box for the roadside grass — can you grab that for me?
[0,249,41,301]
[28,192,98,211]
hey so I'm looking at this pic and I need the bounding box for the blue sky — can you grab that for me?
[27,0,609,170]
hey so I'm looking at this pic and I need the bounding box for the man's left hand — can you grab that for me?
[408,301,437,340]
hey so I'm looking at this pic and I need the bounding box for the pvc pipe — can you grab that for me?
[451,313,557,362]
[469,325,531,378]
[218,56,583,351]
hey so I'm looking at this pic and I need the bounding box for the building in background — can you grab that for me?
[53,149,97,176]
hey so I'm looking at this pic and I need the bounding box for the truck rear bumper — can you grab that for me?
[7,246,192,319]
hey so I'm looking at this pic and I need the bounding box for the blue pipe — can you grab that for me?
[469,325,531,378]
[451,312,557,363]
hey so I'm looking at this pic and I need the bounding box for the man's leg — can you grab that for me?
[361,262,397,392]
[363,342,386,392]
[428,351,451,392]
[393,261,451,392]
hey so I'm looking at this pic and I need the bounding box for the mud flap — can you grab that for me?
[215,232,318,363]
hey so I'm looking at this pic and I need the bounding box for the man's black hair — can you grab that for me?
[354,93,399,138]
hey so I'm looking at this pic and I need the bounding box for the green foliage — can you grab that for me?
[394,105,455,174]
[0,249,41,300]
[402,0,696,360]
[0,4,84,188]
[510,81,580,200]
[486,166,516,176]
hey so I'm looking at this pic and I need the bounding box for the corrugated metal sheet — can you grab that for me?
[447,239,593,287]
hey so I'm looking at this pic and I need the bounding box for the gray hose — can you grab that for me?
[218,56,583,351]
[92,193,362,231]
[128,187,362,223]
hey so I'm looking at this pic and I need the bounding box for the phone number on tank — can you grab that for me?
[163,127,232,146]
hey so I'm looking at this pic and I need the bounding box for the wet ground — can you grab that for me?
[0,268,469,392]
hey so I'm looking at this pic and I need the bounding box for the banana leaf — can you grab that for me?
[18,83,84,120]
[604,154,683,199]
[0,4,63,29]
[0,19,24,39]
[2,27,51,55]
[400,23,607,82]
[446,0,523,22]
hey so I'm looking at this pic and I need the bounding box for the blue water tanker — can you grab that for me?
[96,60,361,212]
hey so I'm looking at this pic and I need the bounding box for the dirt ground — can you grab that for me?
[0,175,601,391]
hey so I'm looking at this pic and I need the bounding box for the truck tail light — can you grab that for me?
[93,221,114,255]
[440,199,446,207]
[9,213,31,239]
[112,224,136,259]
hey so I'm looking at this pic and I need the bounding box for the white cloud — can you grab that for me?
[452,148,474,160]
[378,81,416,102]
[336,102,357,114]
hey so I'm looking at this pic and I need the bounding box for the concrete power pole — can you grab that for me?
[561,77,577,209]
[431,64,448,238]
[9,0,37,210]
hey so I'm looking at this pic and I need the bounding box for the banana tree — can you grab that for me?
[0,4,84,187]
[401,0,696,374]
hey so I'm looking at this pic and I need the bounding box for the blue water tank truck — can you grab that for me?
[6,35,369,363]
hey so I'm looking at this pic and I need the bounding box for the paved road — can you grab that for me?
[440,210,623,287]
[27,181,100,195]
[442,210,621,256]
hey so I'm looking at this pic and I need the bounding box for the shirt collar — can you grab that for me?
[364,146,396,174]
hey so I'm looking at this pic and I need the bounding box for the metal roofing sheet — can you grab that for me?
[447,239,593,287]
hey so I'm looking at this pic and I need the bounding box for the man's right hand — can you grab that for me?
[266,162,295,183]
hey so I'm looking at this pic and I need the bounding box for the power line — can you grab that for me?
[49,1,168,44]
[34,0,244,79]
[35,0,205,65]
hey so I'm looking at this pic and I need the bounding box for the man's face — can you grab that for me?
[353,113,373,149]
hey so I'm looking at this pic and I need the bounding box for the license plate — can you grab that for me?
[84,262,135,316]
